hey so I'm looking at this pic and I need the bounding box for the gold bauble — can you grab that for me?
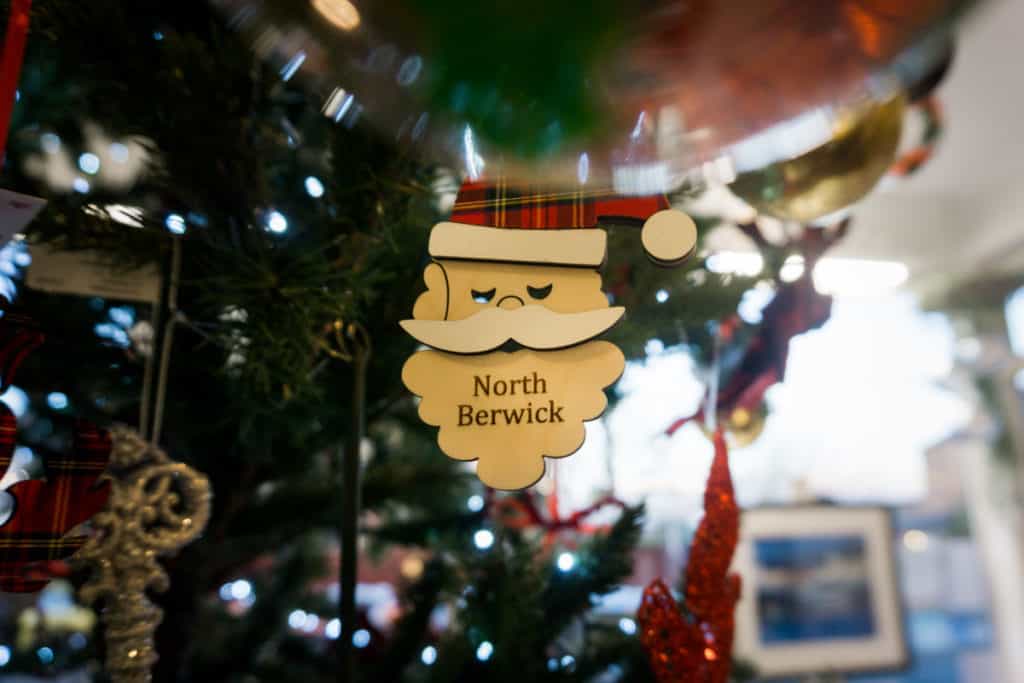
[729,95,906,222]
[700,405,768,448]
[400,554,426,580]
[724,405,766,448]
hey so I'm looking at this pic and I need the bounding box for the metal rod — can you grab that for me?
[339,324,370,682]
[706,321,722,431]
[150,237,182,446]
[138,297,160,440]
[141,236,180,441]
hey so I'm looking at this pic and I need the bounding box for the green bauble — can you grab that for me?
[215,1,964,187]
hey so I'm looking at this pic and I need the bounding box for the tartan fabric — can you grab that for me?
[715,275,832,414]
[0,305,43,393]
[0,419,110,592]
[0,403,13,474]
[665,275,833,437]
[0,303,110,592]
[451,179,670,229]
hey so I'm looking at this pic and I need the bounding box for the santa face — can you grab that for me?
[414,260,609,319]
[402,259,624,354]
[400,254,626,489]
[400,190,697,489]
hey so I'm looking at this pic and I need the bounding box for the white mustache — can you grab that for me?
[400,305,624,354]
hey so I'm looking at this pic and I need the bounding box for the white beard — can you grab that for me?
[400,305,624,354]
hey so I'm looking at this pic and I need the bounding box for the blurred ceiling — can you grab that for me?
[841,0,1024,298]
[706,0,1024,304]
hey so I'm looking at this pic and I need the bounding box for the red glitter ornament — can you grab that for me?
[637,429,740,683]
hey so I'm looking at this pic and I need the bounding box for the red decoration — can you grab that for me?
[491,489,627,551]
[0,416,111,592]
[485,456,628,549]
[450,179,669,230]
[0,301,111,592]
[637,429,740,683]
[0,0,31,164]
[667,221,846,437]
[889,97,944,178]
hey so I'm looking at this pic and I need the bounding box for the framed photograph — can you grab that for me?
[733,506,908,678]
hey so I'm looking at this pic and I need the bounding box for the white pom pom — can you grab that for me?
[641,209,698,267]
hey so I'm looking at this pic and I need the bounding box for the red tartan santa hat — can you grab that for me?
[429,179,698,267]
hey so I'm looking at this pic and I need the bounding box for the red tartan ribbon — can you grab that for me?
[0,0,31,165]
[0,416,110,592]
[452,179,669,229]
[0,298,43,392]
[666,235,836,438]
[0,302,111,593]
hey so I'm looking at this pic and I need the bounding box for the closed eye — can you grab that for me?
[471,288,496,304]
[527,284,552,300]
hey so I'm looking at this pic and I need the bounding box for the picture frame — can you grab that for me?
[733,505,908,678]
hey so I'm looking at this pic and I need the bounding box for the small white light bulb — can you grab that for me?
[46,392,69,410]
[305,176,325,198]
[556,552,576,572]
[353,629,371,648]
[266,210,289,234]
[165,214,186,235]
[326,618,341,639]
[473,529,494,550]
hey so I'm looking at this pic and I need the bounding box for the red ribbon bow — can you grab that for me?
[491,489,627,551]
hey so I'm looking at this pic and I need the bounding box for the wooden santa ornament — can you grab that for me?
[402,180,697,490]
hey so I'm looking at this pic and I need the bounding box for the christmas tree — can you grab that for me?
[0,1,755,681]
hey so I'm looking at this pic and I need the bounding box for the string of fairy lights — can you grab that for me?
[209,485,646,670]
